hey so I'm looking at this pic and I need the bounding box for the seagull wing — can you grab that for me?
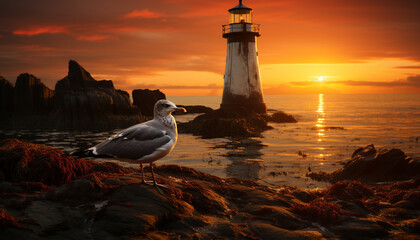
[91,123,172,160]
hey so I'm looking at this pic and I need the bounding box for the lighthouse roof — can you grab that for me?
[229,0,252,12]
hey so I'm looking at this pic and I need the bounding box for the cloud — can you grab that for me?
[123,9,167,19]
[333,75,420,88]
[289,81,316,86]
[76,35,110,41]
[394,65,420,69]
[12,26,67,36]
[130,83,222,90]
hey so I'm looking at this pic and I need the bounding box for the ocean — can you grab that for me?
[2,94,420,189]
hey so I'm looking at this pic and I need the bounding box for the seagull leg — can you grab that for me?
[139,162,153,185]
[150,163,163,194]
[140,162,146,184]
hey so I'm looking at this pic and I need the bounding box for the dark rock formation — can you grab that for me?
[178,107,272,138]
[0,77,14,116]
[0,139,129,185]
[132,89,166,116]
[0,60,141,130]
[0,140,419,239]
[269,111,297,123]
[55,60,114,92]
[173,105,213,115]
[51,60,140,130]
[178,107,297,138]
[13,73,54,114]
[307,144,420,183]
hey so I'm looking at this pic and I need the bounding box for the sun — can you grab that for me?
[317,76,325,81]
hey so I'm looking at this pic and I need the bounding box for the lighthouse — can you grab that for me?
[221,0,266,113]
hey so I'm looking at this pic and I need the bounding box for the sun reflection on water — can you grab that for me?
[316,94,325,142]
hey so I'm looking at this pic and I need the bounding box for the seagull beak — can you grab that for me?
[174,107,187,113]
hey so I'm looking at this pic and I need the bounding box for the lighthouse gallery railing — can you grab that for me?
[222,23,260,35]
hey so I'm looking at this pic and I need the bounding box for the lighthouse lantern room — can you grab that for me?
[221,0,266,113]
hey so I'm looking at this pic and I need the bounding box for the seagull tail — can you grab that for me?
[63,149,112,159]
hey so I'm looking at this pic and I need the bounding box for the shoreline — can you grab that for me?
[1,139,419,239]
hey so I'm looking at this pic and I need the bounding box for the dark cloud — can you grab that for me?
[333,75,420,88]
[129,83,222,90]
[394,66,420,69]
[0,0,420,92]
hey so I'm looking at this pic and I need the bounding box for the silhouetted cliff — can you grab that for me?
[0,60,142,130]
[132,89,166,116]
[0,76,14,115]
[51,60,139,130]
[14,73,54,114]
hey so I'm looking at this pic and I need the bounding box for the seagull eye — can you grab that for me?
[162,104,170,108]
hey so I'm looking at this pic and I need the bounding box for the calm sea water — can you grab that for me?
[1,94,420,189]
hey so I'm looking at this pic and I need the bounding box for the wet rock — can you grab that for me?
[1,140,419,239]
[173,105,213,115]
[323,181,373,200]
[308,144,420,183]
[178,107,272,138]
[329,218,389,239]
[249,205,308,230]
[249,222,324,240]
[268,111,297,123]
[178,106,297,138]
[0,208,22,229]
[379,207,418,221]
[0,139,129,186]
[291,199,343,225]
[132,89,166,116]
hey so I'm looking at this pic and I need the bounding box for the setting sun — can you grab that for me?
[317,76,325,81]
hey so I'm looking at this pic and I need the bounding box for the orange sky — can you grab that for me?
[1,0,420,95]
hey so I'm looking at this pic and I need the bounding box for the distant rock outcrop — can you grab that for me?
[51,60,140,130]
[55,60,114,92]
[307,144,420,183]
[269,111,297,123]
[0,60,141,130]
[0,76,14,115]
[178,108,297,138]
[132,89,166,116]
[173,105,213,115]
[13,73,54,114]
[178,108,272,138]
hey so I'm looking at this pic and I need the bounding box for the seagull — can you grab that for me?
[72,99,186,192]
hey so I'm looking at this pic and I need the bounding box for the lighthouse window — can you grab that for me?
[229,11,252,24]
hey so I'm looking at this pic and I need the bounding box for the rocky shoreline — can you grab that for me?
[1,139,419,239]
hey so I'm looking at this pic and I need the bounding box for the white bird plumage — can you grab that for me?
[87,99,186,191]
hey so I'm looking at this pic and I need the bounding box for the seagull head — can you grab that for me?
[154,99,186,118]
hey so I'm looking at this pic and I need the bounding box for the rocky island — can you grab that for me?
[1,139,419,239]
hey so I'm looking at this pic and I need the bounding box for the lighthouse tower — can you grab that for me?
[221,0,266,113]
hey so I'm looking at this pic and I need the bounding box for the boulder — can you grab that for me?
[173,105,213,115]
[178,107,272,138]
[132,89,166,116]
[13,73,54,114]
[0,77,14,115]
[308,144,420,183]
[52,60,140,130]
[269,111,297,123]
